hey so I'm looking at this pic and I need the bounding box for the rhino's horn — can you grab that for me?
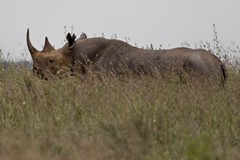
[26,29,39,56]
[42,37,55,53]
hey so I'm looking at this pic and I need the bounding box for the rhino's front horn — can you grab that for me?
[42,37,55,53]
[26,29,39,56]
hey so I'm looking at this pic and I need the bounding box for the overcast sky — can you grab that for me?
[0,0,239,60]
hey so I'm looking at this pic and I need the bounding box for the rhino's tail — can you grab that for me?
[221,63,227,84]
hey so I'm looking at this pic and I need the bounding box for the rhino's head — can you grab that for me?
[26,29,76,80]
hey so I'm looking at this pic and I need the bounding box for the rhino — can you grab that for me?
[26,29,227,84]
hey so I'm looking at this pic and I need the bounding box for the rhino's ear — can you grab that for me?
[66,33,76,48]
[42,37,55,53]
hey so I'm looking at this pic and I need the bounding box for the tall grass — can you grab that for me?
[0,67,240,160]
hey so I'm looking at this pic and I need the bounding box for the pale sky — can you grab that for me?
[0,0,239,60]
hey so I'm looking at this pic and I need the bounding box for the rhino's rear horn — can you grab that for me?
[66,33,76,48]
[42,37,55,53]
[26,29,39,56]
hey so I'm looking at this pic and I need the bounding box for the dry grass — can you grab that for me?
[0,66,240,160]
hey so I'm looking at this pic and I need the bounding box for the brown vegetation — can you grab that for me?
[0,66,240,160]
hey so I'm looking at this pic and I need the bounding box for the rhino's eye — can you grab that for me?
[49,59,54,63]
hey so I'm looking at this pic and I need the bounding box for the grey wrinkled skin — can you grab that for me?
[26,29,227,85]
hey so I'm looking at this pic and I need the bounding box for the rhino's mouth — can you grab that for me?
[33,70,48,80]
[33,66,52,80]
[33,65,74,80]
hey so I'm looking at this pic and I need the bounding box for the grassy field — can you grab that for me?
[0,65,240,160]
